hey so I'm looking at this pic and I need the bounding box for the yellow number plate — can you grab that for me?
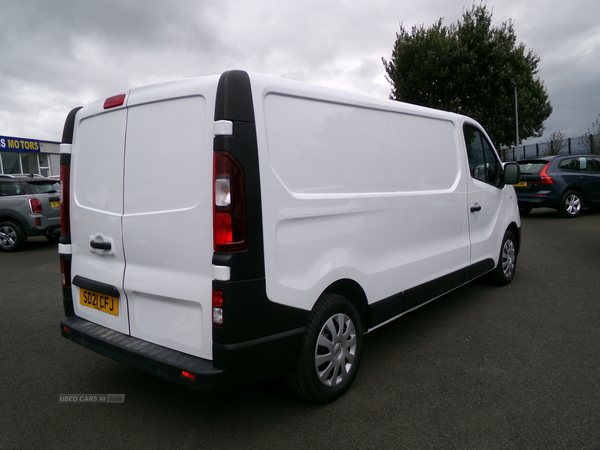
[51,201,61,208]
[80,289,119,316]
[514,181,528,187]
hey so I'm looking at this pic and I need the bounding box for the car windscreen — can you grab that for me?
[26,181,61,194]
[518,161,548,175]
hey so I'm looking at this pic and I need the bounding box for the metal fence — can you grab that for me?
[501,135,597,161]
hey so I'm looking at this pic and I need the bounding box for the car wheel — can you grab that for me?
[0,220,27,252]
[559,190,583,218]
[486,230,517,286]
[285,293,364,404]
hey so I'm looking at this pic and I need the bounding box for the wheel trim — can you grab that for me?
[0,226,17,249]
[501,239,516,279]
[565,194,582,215]
[315,313,357,387]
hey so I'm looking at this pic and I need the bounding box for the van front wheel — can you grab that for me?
[285,294,364,404]
[486,230,517,286]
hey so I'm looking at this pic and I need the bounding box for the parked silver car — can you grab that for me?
[0,174,61,252]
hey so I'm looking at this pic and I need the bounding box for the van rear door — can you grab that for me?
[70,96,131,335]
[121,86,215,360]
[70,79,217,360]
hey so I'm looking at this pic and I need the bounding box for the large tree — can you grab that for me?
[382,4,552,148]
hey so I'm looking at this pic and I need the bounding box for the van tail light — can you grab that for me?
[213,151,247,252]
[535,165,554,184]
[29,198,43,214]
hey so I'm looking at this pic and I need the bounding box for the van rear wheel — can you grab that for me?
[285,293,363,404]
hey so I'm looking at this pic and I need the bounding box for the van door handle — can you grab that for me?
[470,203,482,212]
[90,240,111,250]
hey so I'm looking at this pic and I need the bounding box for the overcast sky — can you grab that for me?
[1,0,598,144]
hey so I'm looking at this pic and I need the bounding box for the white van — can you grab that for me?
[59,70,521,403]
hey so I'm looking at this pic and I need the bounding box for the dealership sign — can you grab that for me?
[0,135,41,152]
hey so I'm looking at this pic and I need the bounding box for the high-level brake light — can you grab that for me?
[103,94,126,109]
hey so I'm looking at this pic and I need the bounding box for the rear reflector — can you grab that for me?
[181,371,196,380]
[103,94,126,109]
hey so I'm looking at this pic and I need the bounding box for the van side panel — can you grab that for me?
[256,85,470,316]
[122,94,214,359]
[258,93,402,310]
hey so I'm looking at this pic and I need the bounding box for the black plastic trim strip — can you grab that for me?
[212,71,265,281]
[212,278,308,345]
[211,277,309,383]
[59,153,71,165]
[470,258,496,279]
[60,316,224,391]
[72,275,120,298]
[368,260,495,329]
[214,70,255,123]
[61,107,83,144]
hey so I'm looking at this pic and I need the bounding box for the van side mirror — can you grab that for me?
[503,162,521,186]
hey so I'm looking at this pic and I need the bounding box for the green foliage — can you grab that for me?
[382,4,552,148]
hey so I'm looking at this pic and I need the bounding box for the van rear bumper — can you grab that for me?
[60,315,305,390]
[61,316,225,390]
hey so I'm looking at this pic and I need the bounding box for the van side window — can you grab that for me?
[464,124,500,186]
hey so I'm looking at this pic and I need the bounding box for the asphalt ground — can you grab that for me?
[1,208,599,450]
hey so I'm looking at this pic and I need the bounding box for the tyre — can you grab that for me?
[285,293,364,404]
[558,190,583,218]
[0,220,27,252]
[486,230,517,286]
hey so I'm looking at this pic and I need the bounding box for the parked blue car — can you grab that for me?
[515,154,600,217]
